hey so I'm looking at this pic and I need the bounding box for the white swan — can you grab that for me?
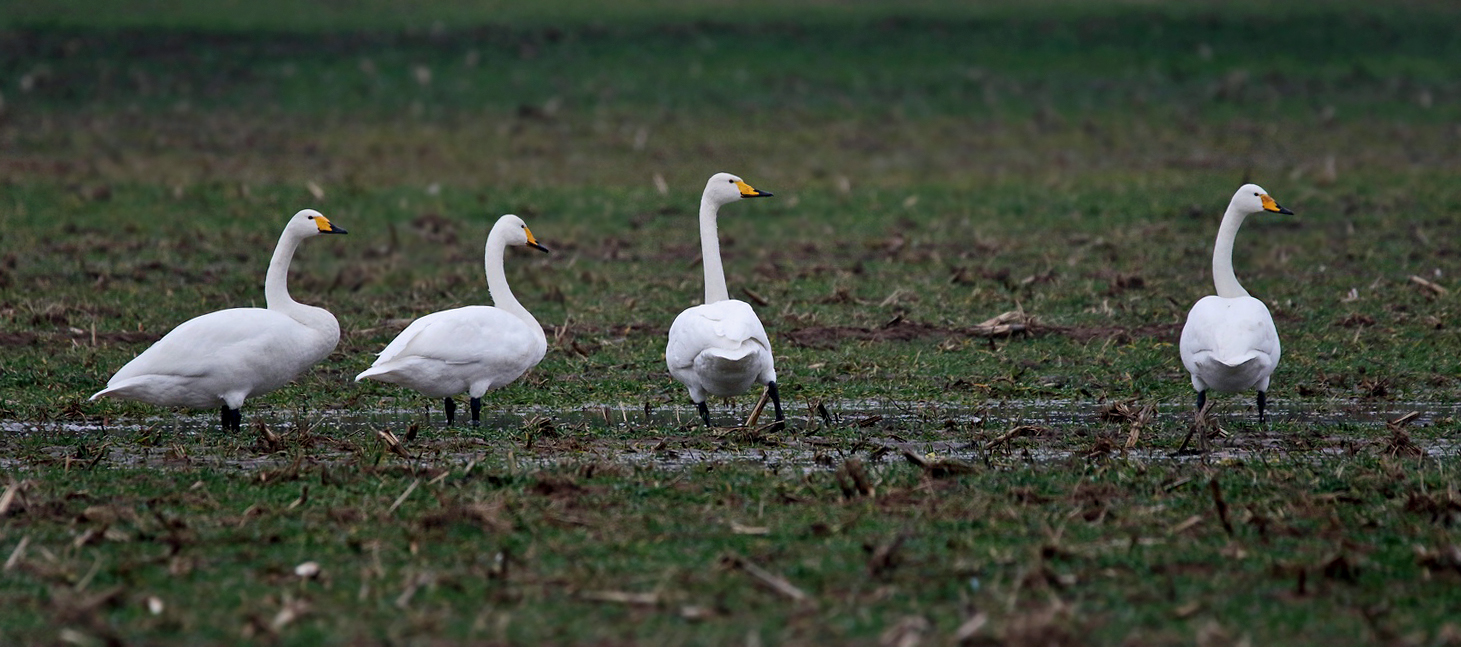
[1179,183,1293,427]
[355,214,549,426]
[90,209,348,431]
[666,172,783,428]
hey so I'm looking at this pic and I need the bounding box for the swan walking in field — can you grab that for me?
[666,172,784,429]
[91,209,348,431]
[355,214,549,426]
[1179,183,1293,444]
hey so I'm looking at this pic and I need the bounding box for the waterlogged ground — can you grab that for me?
[2,400,1460,646]
[3,398,1459,472]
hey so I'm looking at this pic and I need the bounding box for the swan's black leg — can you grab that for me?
[696,401,712,427]
[444,397,457,426]
[469,397,482,427]
[1257,391,1267,424]
[1196,390,1206,414]
[767,381,786,431]
[220,405,229,431]
[221,406,241,432]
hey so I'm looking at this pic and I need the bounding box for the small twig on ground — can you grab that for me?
[1209,479,1233,536]
[987,425,1047,449]
[580,590,660,606]
[1382,411,1423,458]
[1174,400,1218,455]
[1409,275,1448,297]
[387,479,419,514]
[744,386,771,429]
[899,447,978,477]
[966,310,1035,337]
[377,430,410,460]
[721,553,809,603]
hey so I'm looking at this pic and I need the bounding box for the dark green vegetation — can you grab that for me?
[2,0,1459,644]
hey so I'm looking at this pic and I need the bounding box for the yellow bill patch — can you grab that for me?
[314,215,335,232]
[735,180,760,196]
[525,226,539,245]
[1260,194,1281,212]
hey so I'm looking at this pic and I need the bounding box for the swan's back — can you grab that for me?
[667,299,774,398]
[1180,295,1280,392]
[98,307,340,409]
[357,305,546,398]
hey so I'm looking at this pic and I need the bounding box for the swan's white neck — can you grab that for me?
[1211,201,1251,298]
[699,196,730,304]
[485,232,545,343]
[265,229,305,311]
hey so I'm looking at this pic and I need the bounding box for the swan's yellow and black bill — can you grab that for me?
[1260,194,1293,215]
[735,180,773,198]
[524,226,550,253]
[315,215,348,234]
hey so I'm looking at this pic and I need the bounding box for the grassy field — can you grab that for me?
[2,1,1460,644]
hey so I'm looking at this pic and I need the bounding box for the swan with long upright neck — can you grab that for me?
[1179,183,1293,435]
[90,209,348,431]
[355,214,549,426]
[666,172,784,428]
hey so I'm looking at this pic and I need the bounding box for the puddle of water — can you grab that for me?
[4,399,1456,472]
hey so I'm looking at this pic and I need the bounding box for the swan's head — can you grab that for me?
[703,172,773,207]
[494,214,550,253]
[1231,184,1294,216]
[288,209,348,237]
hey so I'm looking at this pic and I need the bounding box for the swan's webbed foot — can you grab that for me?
[696,401,712,427]
[444,397,457,426]
[469,397,483,427]
[767,381,786,432]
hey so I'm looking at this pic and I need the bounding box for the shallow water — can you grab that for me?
[4,398,1456,471]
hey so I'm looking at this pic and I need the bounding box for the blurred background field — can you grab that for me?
[1,1,1460,645]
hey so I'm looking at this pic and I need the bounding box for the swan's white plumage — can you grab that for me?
[355,214,547,404]
[97,308,338,409]
[1179,183,1291,403]
[90,209,346,414]
[667,299,775,403]
[665,172,778,411]
[1180,295,1280,394]
[355,306,544,398]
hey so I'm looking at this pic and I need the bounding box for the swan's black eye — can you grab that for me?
[307,215,315,219]
[728,179,735,184]
[1253,192,1259,196]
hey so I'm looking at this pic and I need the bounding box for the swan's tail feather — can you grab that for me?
[354,366,390,382]
[1212,353,1264,369]
[703,347,757,363]
[90,377,144,401]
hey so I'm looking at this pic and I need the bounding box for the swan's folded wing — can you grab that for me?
[1181,296,1279,365]
[667,300,770,369]
[111,308,299,382]
[372,313,446,365]
[374,307,539,367]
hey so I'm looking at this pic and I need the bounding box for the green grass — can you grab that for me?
[2,0,1460,644]
[2,429,1459,645]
